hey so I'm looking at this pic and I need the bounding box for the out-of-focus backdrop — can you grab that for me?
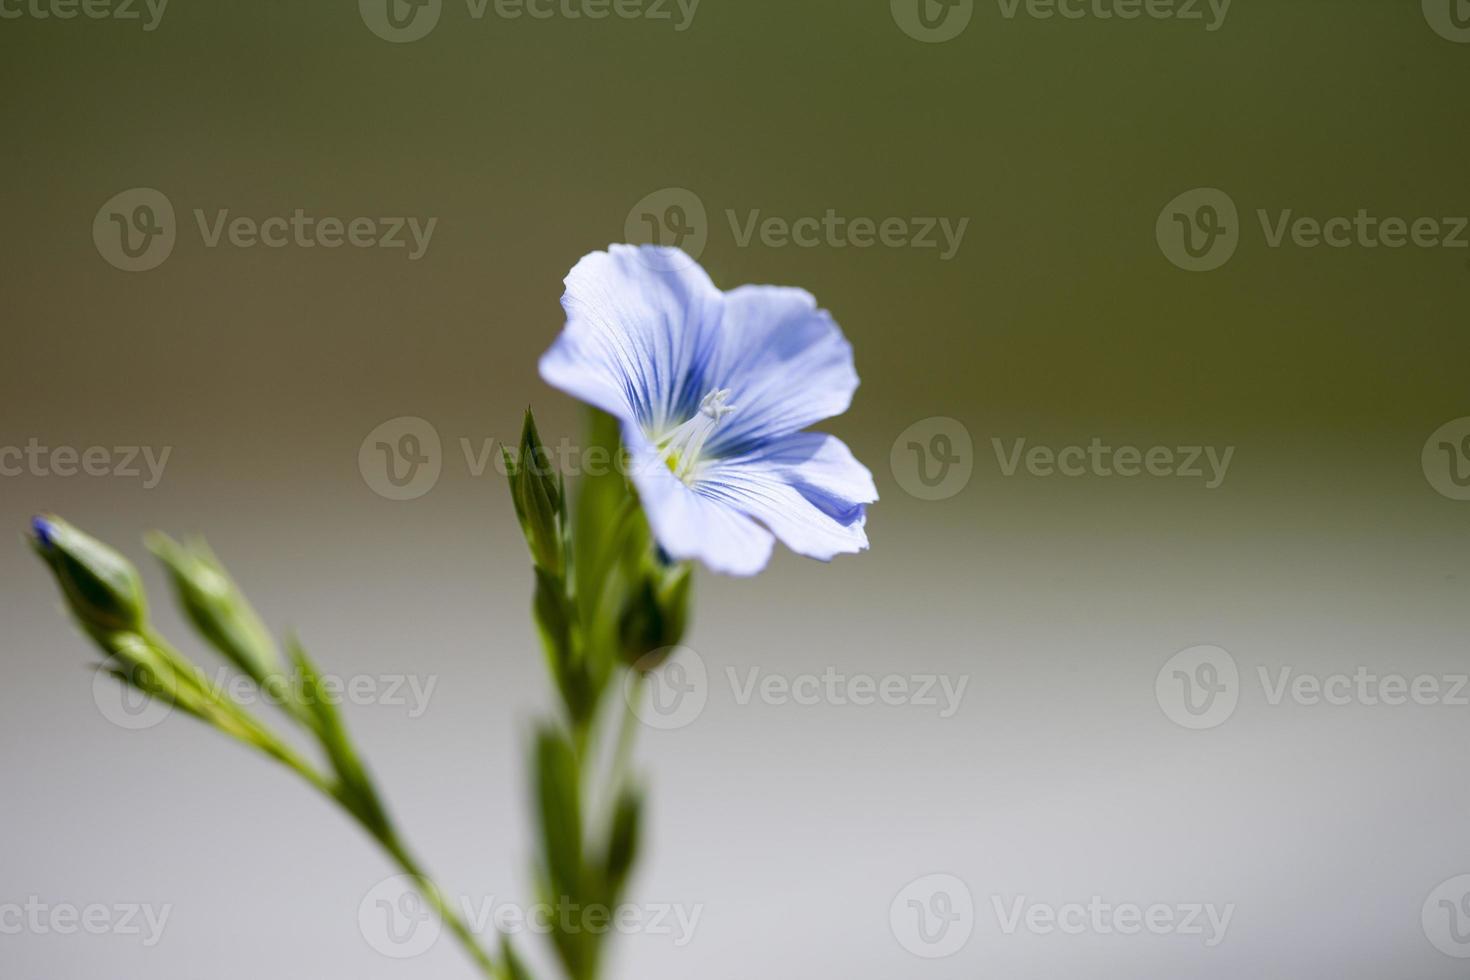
[3,1,1470,977]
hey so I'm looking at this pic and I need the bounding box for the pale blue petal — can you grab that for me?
[541,249,873,575]
[627,446,776,576]
[704,285,859,457]
[539,245,724,435]
[697,432,876,562]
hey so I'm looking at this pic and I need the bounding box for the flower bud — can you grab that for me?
[146,533,284,688]
[618,564,691,669]
[506,409,565,576]
[29,515,147,637]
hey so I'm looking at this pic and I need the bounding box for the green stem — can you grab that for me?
[141,632,500,979]
[375,828,500,979]
[250,735,501,977]
[607,674,641,802]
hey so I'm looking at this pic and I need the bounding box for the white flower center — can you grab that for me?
[656,388,736,485]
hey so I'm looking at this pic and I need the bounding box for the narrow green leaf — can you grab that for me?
[289,637,390,834]
[533,725,583,904]
[498,936,535,980]
[603,783,643,903]
[572,409,631,626]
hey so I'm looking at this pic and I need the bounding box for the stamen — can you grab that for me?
[657,388,736,485]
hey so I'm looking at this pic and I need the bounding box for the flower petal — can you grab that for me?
[704,285,859,457]
[628,450,777,576]
[697,432,876,562]
[539,245,724,435]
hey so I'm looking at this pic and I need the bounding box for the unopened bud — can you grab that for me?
[618,564,691,669]
[146,533,283,688]
[29,515,147,638]
[507,409,565,575]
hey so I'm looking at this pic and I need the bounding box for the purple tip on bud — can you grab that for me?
[31,515,56,548]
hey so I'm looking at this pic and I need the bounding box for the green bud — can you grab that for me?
[508,409,565,576]
[146,532,284,688]
[617,563,691,669]
[29,515,147,638]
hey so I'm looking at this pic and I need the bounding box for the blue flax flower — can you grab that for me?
[540,245,877,575]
